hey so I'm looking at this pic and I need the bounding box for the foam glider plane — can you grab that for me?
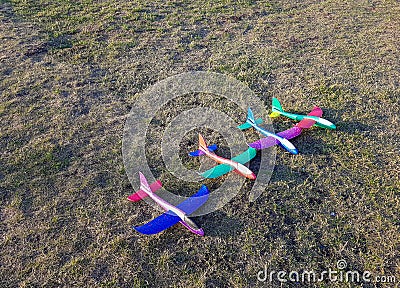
[189,133,257,180]
[249,106,323,150]
[270,97,336,130]
[238,108,298,154]
[128,172,209,236]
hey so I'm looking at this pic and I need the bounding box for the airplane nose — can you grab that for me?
[248,173,257,180]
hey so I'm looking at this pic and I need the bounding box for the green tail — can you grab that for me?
[271,97,284,112]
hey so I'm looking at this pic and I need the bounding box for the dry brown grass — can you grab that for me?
[1,0,399,287]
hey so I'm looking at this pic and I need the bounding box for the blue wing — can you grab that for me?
[134,211,180,235]
[176,185,209,215]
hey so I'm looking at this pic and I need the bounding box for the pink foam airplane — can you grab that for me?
[128,172,209,236]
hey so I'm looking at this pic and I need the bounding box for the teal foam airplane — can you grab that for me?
[270,98,336,130]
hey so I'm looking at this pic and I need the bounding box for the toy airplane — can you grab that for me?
[128,172,209,236]
[238,108,298,154]
[270,97,336,129]
[249,106,322,150]
[189,133,257,180]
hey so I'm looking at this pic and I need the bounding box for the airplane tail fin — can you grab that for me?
[139,172,151,192]
[198,133,208,152]
[270,97,284,117]
[246,108,256,125]
[237,107,265,130]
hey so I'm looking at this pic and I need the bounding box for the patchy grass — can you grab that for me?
[1,0,399,287]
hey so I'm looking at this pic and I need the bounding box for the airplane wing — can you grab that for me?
[201,147,257,179]
[248,126,302,150]
[127,180,163,202]
[201,163,233,179]
[307,106,323,117]
[296,106,322,129]
[232,147,257,163]
[133,185,209,234]
[134,210,181,235]
[176,185,209,215]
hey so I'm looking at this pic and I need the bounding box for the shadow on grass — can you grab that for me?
[321,107,373,134]
[202,211,244,238]
[290,134,333,156]
[337,120,373,134]
[269,163,309,183]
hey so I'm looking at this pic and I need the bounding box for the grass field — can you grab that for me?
[1,0,399,287]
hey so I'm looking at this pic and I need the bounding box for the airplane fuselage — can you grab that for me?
[200,147,256,180]
[273,110,336,130]
[247,121,298,155]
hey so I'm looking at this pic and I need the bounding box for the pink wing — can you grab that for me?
[308,106,323,117]
[296,106,322,129]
